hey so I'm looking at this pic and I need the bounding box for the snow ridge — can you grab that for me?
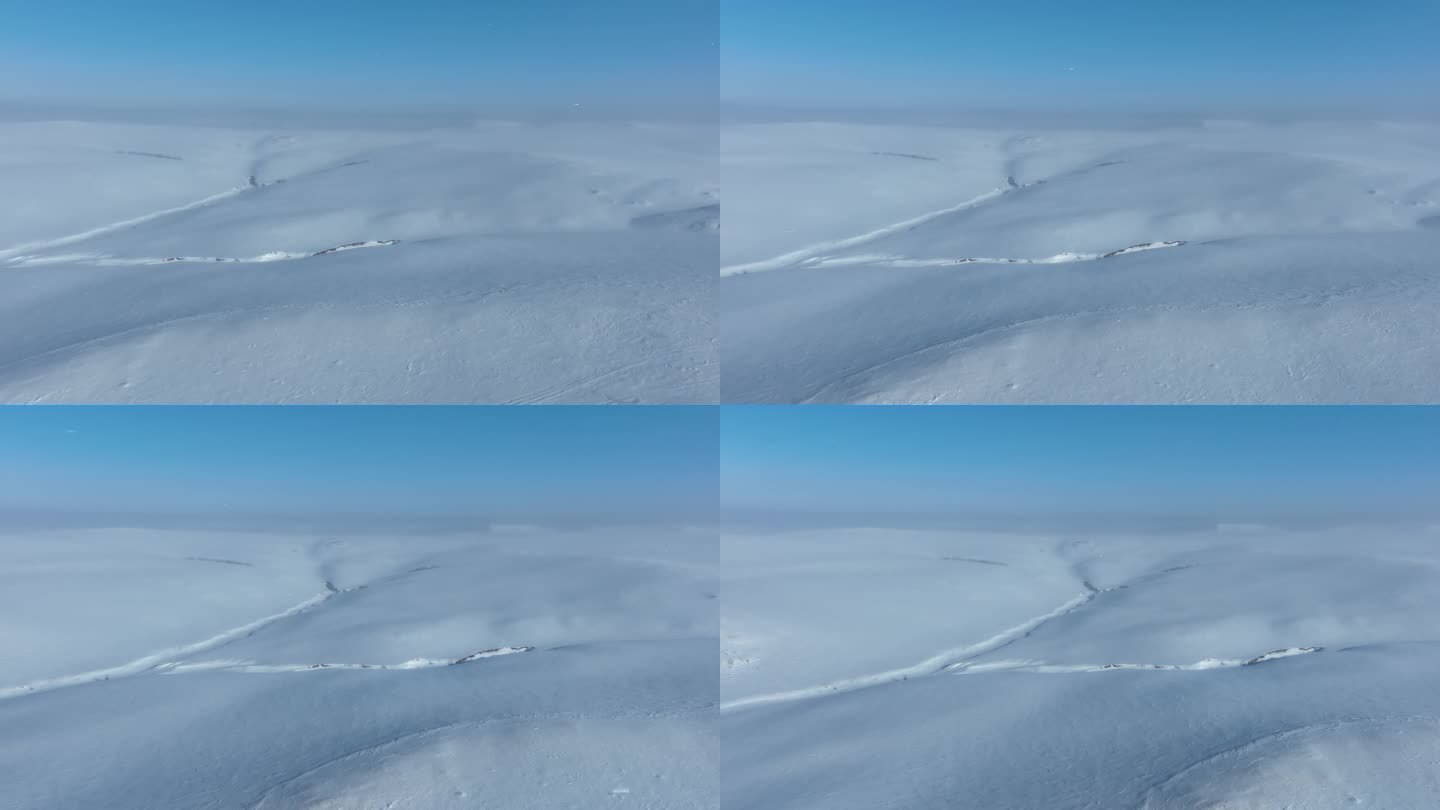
[0,591,334,700]
[720,590,1095,712]
[720,186,1019,276]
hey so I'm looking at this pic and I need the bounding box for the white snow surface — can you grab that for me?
[722,525,1440,809]
[0,525,717,809]
[721,121,1440,402]
[0,120,717,403]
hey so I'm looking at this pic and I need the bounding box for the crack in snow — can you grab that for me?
[161,646,535,675]
[5,240,399,268]
[798,240,1187,270]
[717,167,1185,277]
[721,553,1326,713]
[949,647,1324,675]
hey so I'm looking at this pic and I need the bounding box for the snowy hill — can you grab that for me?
[721,121,1440,402]
[722,525,1440,809]
[0,120,717,403]
[0,526,717,809]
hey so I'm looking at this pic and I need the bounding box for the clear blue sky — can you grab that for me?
[0,0,715,111]
[723,0,1440,115]
[722,407,1440,522]
[0,407,716,521]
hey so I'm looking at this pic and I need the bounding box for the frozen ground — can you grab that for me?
[722,121,1440,402]
[0,525,717,809]
[0,119,716,403]
[722,525,1440,809]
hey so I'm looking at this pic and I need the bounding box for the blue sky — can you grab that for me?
[722,407,1440,522]
[0,0,715,111]
[723,0,1440,115]
[0,407,716,521]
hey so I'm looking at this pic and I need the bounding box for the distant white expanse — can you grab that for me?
[0,525,717,808]
[0,119,716,403]
[722,525,1440,809]
[722,121,1440,402]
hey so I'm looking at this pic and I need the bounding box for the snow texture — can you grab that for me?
[0,526,717,809]
[722,121,1440,402]
[0,120,717,403]
[723,525,1440,809]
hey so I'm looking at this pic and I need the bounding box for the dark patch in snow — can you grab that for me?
[115,149,182,160]
[452,646,534,665]
[311,240,398,256]
[871,151,940,162]
[185,556,254,567]
[1244,647,1322,666]
[1417,215,1440,230]
[941,556,1009,567]
[1100,240,1187,258]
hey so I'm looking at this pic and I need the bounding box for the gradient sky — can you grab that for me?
[723,407,1440,522]
[0,0,715,112]
[723,0,1440,115]
[0,407,715,521]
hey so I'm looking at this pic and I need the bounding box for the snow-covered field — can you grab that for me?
[0,119,716,403]
[721,121,1440,402]
[0,525,717,809]
[722,525,1440,809]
